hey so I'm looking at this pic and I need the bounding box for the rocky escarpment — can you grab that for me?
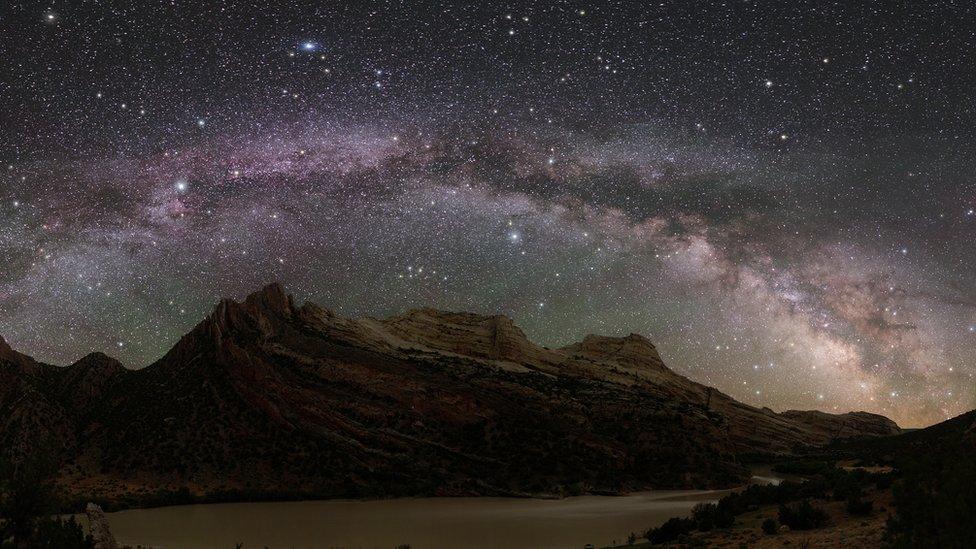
[781,409,902,441]
[1,284,901,507]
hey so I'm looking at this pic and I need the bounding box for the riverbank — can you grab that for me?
[605,485,892,548]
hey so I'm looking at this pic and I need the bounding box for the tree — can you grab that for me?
[0,453,92,548]
[1,452,58,544]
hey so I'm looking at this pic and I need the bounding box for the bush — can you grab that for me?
[564,482,584,496]
[22,516,92,549]
[637,468,881,544]
[691,502,734,531]
[846,495,873,516]
[830,474,863,501]
[778,499,829,530]
[761,518,778,535]
[645,516,695,544]
[873,473,893,490]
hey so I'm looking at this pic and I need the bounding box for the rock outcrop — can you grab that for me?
[85,503,118,549]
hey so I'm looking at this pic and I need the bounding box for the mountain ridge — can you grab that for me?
[1,283,901,508]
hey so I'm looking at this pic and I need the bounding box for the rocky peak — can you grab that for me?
[68,352,126,376]
[203,283,298,343]
[242,282,295,319]
[562,332,669,372]
[0,334,16,361]
[60,353,127,410]
[0,334,36,372]
[149,284,300,375]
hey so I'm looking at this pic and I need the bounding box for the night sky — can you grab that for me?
[2,1,975,427]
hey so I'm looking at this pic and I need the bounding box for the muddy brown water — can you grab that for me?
[88,489,725,548]
[83,471,786,548]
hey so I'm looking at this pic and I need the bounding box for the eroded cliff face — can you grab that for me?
[1,283,901,506]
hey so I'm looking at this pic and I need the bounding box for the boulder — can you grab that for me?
[85,503,118,549]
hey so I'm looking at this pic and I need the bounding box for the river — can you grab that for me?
[92,489,728,548]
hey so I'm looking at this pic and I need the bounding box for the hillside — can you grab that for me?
[614,410,976,547]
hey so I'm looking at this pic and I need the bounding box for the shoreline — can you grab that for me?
[65,473,782,515]
[66,485,720,514]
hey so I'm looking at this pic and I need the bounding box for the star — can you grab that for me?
[2,0,974,430]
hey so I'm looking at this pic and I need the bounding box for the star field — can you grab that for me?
[2,1,976,427]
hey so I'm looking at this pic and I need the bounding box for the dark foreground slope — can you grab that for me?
[830,410,976,547]
[614,411,976,548]
[1,284,900,507]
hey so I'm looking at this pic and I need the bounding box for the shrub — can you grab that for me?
[846,495,873,516]
[25,516,93,549]
[778,499,829,530]
[873,473,893,490]
[691,502,735,531]
[761,518,778,535]
[830,473,864,501]
[692,503,717,531]
[645,516,695,544]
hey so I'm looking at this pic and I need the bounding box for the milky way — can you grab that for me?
[2,2,976,427]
